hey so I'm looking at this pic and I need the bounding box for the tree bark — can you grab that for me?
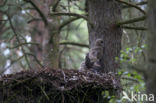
[47,17,60,69]
[87,0,122,73]
[146,0,156,100]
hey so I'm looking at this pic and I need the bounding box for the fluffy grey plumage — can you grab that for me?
[89,39,104,62]
[89,47,103,62]
[79,38,104,72]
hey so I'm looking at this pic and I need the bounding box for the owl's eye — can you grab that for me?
[100,41,103,43]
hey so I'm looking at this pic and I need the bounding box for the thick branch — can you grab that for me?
[116,16,146,26]
[50,12,88,21]
[59,41,89,48]
[121,26,147,30]
[59,17,80,31]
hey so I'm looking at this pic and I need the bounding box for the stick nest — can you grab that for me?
[0,68,120,103]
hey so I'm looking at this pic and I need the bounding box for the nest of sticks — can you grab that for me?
[0,68,121,103]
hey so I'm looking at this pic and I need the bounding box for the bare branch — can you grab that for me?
[7,42,39,49]
[0,0,7,7]
[7,14,32,69]
[121,26,147,31]
[49,12,95,28]
[25,53,44,68]
[123,1,147,8]
[116,16,146,26]
[23,0,48,26]
[0,19,8,21]
[59,17,80,31]
[59,41,89,48]
[50,12,88,21]
[4,55,24,70]
[116,0,146,15]
[27,18,42,23]
[121,76,139,83]
[52,0,61,12]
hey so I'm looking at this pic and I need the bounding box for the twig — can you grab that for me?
[53,0,62,12]
[0,27,10,36]
[61,92,64,103]
[26,53,44,68]
[121,76,139,83]
[0,0,7,7]
[123,1,147,8]
[0,19,8,21]
[7,14,32,69]
[4,55,24,70]
[116,0,146,15]
[61,71,66,82]
[39,86,50,101]
[7,42,39,49]
[50,12,94,28]
[27,18,42,23]
[23,0,48,26]
[136,1,147,6]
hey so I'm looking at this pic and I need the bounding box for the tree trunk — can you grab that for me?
[47,17,60,69]
[87,0,122,73]
[146,0,156,100]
